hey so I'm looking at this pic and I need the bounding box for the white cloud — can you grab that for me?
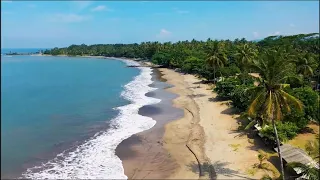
[289,23,295,27]
[156,29,172,38]
[268,31,281,36]
[49,13,90,23]
[91,5,111,12]
[253,32,259,38]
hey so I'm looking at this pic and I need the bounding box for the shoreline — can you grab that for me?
[14,56,162,179]
[115,68,183,179]
[117,63,278,179]
[116,64,211,179]
[18,55,275,179]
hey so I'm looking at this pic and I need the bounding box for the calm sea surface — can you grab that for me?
[1,55,141,178]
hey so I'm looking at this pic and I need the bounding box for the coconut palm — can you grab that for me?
[286,162,320,180]
[247,48,304,180]
[206,41,228,83]
[234,43,258,71]
[305,134,320,161]
[296,53,316,82]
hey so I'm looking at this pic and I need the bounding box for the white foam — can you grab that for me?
[22,59,161,179]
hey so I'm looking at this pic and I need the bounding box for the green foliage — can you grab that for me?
[260,174,272,180]
[181,56,204,74]
[286,162,320,180]
[283,109,309,130]
[305,134,319,161]
[217,64,241,77]
[230,84,253,111]
[151,51,172,67]
[290,87,320,122]
[260,122,299,142]
[214,78,240,99]
[238,73,255,85]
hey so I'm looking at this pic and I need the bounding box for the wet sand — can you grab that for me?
[117,67,278,180]
[115,69,184,179]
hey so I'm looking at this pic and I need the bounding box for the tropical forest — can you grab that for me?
[44,33,319,179]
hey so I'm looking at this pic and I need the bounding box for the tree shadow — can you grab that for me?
[208,96,228,102]
[299,126,316,134]
[193,80,214,84]
[221,107,240,115]
[187,161,254,180]
[188,94,207,98]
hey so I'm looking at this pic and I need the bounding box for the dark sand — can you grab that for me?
[115,69,184,179]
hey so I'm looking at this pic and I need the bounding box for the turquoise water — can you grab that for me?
[1,56,139,177]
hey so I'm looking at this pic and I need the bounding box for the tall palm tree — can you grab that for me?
[206,41,228,82]
[234,43,258,72]
[247,48,303,180]
[296,52,315,79]
[286,162,319,180]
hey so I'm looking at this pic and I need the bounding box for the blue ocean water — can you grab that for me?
[1,55,143,178]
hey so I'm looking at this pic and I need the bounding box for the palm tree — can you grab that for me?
[286,162,319,180]
[247,48,303,180]
[296,53,316,86]
[234,43,258,71]
[305,134,320,161]
[206,41,228,83]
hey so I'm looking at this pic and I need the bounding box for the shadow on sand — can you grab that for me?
[187,161,255,180]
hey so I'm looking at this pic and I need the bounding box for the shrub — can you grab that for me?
[214,78,240,99]
[230,84,253,111]
[290,87,319,122]
[151,52,171,67]
[217,64,241,77]
[181,56,204,74]
[260,122,299,142]
[284,109,309,130]
[238,73,255,85]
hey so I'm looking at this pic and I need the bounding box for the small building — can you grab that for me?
[274,144,319,179]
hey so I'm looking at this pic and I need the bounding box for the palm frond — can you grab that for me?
[244,120,257,130]
[248,91,266,117]
[280,90,303,112]
[266,91,273,118]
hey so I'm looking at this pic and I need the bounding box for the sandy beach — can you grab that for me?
[117,66,281,179]
[160,68,278,179]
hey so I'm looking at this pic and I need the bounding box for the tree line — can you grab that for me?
[45,33,320,179]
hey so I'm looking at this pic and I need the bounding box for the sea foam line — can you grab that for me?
[22,59,161,179]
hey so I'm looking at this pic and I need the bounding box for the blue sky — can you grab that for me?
[1,1,319,48]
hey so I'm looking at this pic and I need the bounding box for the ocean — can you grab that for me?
[1,55,161,178]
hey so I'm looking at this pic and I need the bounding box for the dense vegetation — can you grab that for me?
[46,33,319,179]
[45,33,319,136]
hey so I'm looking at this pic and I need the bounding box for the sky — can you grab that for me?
[1,1,319,48]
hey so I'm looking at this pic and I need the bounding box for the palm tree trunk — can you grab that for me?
[272,119,285,180]
[213,67,216,84]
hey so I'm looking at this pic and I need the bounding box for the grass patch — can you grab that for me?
[246,168,257,176]
[229,144,241,151]
[288,124,319,158]
[248,139,255,144]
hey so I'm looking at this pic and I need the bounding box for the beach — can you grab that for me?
[116,66,277,179]
[2,55,277,179]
